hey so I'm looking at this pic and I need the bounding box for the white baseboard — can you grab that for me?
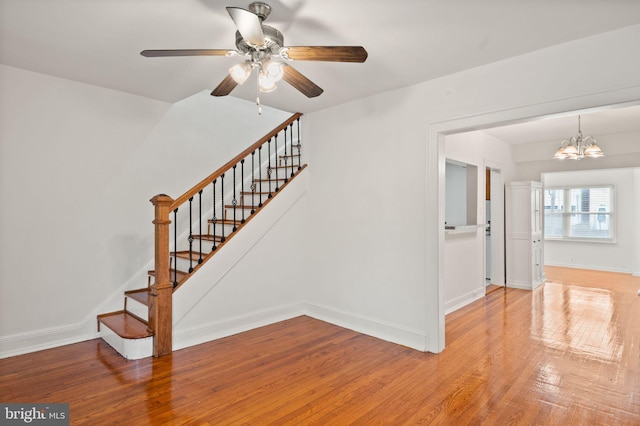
[545,262,632,274]
[173,303,306,352]
[0,322,92,359]
[444,288,485,315]
[303,303,427,352]
[173,302,428,354]
[2,302,430,359]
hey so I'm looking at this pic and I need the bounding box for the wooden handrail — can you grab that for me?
[149,111,304,357]
[170,112,302,210]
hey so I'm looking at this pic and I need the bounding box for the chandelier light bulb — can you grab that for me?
[584,143,604,157]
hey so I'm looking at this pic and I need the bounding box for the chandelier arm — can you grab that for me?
[553,115,604,160]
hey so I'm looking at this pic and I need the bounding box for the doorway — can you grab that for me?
[426,95,640,354]
[485,166,505,293]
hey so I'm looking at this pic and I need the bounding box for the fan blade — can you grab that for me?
[141,49,236,57]
[226,7,266,47]
[282,64,323,98]
[281,46,368,63]
[211,74,238,97]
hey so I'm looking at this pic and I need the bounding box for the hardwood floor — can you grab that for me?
[2,266,639,425]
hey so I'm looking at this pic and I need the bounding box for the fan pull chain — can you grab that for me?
[256,71,262,115]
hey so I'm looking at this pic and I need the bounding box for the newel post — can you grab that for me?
[150,194,174,357]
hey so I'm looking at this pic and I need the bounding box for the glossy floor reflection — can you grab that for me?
[469,266,639,424]
[1,266,638,424]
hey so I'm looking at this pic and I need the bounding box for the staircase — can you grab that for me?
[97,113,305,359]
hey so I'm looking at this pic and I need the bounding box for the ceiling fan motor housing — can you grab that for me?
[235,25,284,55]
[248,2,272,21]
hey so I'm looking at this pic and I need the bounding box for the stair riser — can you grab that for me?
[171,254,207,274]
[100,327,152,360]
[125,296,148,322]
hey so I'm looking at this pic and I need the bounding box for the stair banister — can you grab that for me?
[148,112,303,357]
[169,112,302,211]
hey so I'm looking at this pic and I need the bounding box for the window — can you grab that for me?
[544,186,614,241]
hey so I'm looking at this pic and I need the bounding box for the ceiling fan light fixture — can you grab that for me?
[229,62,252,84]
[264,60,284,81]
[258,71,277,92]
[141,3,368,102]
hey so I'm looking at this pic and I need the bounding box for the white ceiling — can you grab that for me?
[1,0,640,139]
[481,103,640,145]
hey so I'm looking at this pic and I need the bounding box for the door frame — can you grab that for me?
[424,92,640,353]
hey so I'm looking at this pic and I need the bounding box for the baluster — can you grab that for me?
[251,151,256,214]
[274,134,279,192]
[267,138,273,197]
[283,128,289,183]
[173,208,178,287]
[198,190,203,264]
[258,146,264,206]
[232,164,237,232]
[297,117,302,171]
[188,197,194,273]
[240,159,246,223]
[212,179,217,251]
[220,173,226,242]
[290,122,295,177]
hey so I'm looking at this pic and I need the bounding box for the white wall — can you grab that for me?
[0,64,292,356]
[172,170,310,350]
[305,24,640,352]
[542,168,639,274]
[442,131,515,312]
[4,23,640,357]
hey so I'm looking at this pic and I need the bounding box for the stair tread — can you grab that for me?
[171,250,207,259]
[124,288,150,305]
[207,218,239,225]
[267,165,294,169]
[148,269,187,281]
[254,178,288,182]
[240,191,271,195]
[190,234,225,242]
[98,311,152,339]
[225,204,259,209]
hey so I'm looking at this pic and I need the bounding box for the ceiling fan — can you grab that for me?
[141,1,368,106]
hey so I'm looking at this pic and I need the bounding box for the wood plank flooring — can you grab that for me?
[2,266,639,425]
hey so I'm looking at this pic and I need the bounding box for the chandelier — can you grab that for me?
[553,115,604,160]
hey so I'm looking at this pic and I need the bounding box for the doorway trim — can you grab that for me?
[424,87,640,354]
[484,163,504,289]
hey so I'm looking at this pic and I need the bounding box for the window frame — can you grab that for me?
[543,184,615,243]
